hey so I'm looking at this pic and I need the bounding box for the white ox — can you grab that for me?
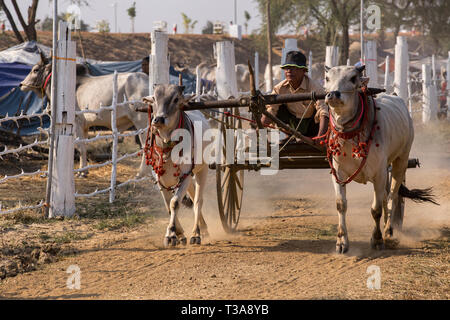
[19,53,150,177]
[195,62,254,93]
[324,65,437,253]
[142,84,210,247]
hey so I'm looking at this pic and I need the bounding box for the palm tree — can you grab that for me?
[127,2,136,33]
[190,20,198,33]
[181,12,191,34]
[244,10,251,34]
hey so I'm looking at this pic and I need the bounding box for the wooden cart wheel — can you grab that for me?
[216,107,244,233]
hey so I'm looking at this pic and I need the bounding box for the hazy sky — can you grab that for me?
[14,0,263,34]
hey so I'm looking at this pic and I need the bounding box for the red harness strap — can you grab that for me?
[317,89,379,186]
[142,105,195,192]
[43,72,52,91]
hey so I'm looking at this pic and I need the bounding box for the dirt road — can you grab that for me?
[0,126,449,300]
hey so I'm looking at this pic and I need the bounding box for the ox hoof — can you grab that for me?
[164,236,178,248]
[179,237,187,246]
[384,227,393,239]
[336,243,349,254]
[181,196,193,208]
[370,238,385,251]
[190,236,201,245]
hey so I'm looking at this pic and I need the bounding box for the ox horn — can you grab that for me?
[39,50,49,65]
[356,65,366,73]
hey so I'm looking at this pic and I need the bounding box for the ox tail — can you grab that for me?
[181,195,193,208]
[398,184,439,205]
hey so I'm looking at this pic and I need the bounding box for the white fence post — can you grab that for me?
[365,40,378,87]
[447,51,450,112]
[431,54,437,88]
[49,21,76,218]
[325,46,340,68]
[407,70,413,115]
[215,41,238,99]
[281,38,298,81]
[149,30,169,96]
[308,50,313,73]
[109,71,118,203]
[384,55,391,93]
[394,36,409,103]
[422,64,438,123]
[264,64,272,93]
[254,51,259,89]
[195,65,201,102]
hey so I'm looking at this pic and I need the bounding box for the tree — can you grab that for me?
[408,0,450,55]
[0,0,90,43]
[181,12,197,34]
[39,14,89,31]
[329,0,360,65]
[255,0,295,36]
[0,0,39,43]
[127,1,136,33]
[244,10,251,34]
[201,20,213,34]
[95,19,110,33]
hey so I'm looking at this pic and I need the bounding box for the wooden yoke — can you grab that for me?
[134,61,386,151]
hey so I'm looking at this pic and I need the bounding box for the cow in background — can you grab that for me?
[20,52,150,177]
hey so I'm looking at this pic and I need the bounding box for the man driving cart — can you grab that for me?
[261,50,329,142]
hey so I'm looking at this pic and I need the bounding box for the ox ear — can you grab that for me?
[39,50,49,65]
[356,65,365,74]
[324,65,331,73]
[360,77,370,87]
[142,96,154,105]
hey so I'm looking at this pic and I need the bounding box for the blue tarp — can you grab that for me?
[0,87,49,136]
[0,62,34,97]
[0,61,50,136]
[85,60,198,94]
[85,60,142,76]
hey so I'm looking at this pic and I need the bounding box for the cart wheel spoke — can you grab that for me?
[216,106,244,233]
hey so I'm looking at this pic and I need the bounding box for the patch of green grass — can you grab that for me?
[93,213,148,231]
[315,224,338,238]
[76,191,155,231]
[51,232,92,244]
[2,211,47,225]
[38,232,51,241]
[296,224,338,240]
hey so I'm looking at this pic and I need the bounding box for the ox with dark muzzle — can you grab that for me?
[323,65,437,254]
[142,84,210,247]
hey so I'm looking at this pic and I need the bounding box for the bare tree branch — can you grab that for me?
[0,0,24,42]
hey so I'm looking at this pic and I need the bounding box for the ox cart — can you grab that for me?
[138,63,420,234]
